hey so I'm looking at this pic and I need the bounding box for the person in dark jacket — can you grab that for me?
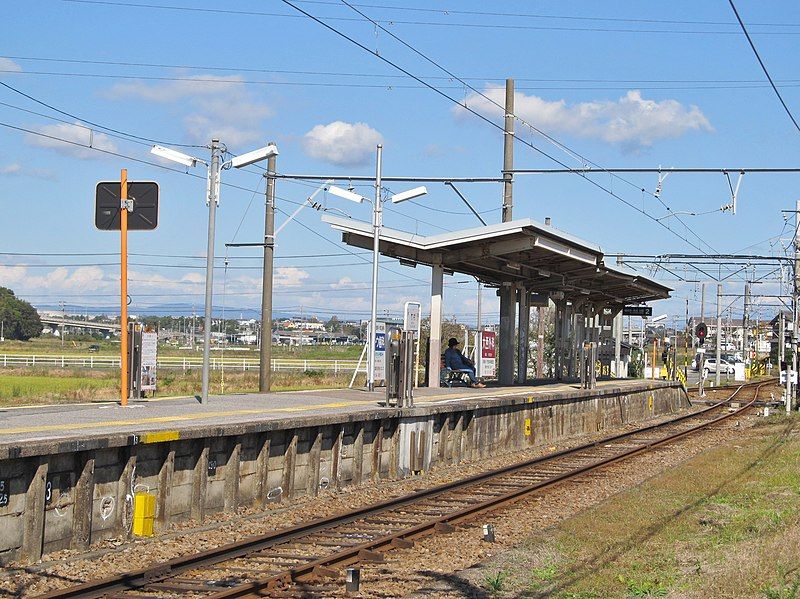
[444,337,485,388]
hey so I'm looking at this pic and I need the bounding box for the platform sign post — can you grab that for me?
[404,302,422,387]
[373,321,387,383]
[95,173,159,407]
[475,330,496,379]
[140,329,158,394]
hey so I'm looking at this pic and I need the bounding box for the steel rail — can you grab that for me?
[36,381,767,599]
[210,382,766,598]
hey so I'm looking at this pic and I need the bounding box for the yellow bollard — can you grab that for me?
[132,492,156,537]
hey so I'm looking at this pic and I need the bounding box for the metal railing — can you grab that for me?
[0,354,362,373]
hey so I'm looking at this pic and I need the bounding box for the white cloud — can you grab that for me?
[25,121,118,159]
[107,74,272,146]
[0,58,22,73]
[302,121,383,166]
[0,163,56,180]
[0,163,22,175]
[274,267,310,287]
[455,87,712,151]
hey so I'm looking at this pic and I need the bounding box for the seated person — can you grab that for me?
[444,337,485,388]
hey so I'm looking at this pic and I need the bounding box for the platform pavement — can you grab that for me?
[0,379,660,446]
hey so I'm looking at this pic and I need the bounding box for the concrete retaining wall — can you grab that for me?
[0,381,687,564]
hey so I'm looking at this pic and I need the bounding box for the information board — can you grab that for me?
[622,305,652,317]
[475,330,496,378]
[140,331,158,392]
[373,321,386,382]
[403,301,421,333]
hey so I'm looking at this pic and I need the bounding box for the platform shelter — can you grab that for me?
[323,215,671,387]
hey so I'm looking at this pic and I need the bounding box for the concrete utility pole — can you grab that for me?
[367,144,383,392]
[259,147,277,392]
[502,78,514,222]
[793,198,800,411]
[700,282,706,324]
[742,281,750,359]
[498,78,516,385]
[685,297,690,380]
[715,283,722,386]
[201,140,222,404]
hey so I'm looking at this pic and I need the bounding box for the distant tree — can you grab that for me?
[325,315,341,333]
[0,287,43,341]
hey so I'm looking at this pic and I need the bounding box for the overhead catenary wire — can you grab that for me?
[6,54,800,88]
[281,0,717,258]
[5,68,800,93]
[335,0,717,256]
[727,0,800,134]
[0,80,204,148]
[60,0,800,35]
[295,0,800,28]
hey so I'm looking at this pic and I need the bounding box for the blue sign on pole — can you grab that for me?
[375,332,386,352]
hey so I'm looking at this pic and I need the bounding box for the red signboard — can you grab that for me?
[481,331,496,359]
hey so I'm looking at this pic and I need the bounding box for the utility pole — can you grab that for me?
[498,78,516,385]
[60,300,65,348]
[367,144,383,392]
[502,78,514,222]
[700,282,706,325]
[715,283,722,386]
[793,198,800,411]
[259,146,277,393]
[742,281,750,361]
[201,140,221,404]
[684,297,689,381]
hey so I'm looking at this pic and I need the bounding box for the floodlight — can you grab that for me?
[390,186,428,203]
[151,145,197,167]
[230,144,279,169]
[328,185,366,203]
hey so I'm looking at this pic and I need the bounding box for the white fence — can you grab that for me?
[0,354,361,373]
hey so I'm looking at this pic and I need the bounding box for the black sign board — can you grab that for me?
[622,306,653,317]
[0,479,8,508]
[95,181,159,231]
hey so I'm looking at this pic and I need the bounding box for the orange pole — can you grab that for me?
[120,169,129,407]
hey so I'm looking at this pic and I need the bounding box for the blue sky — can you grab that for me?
[1,0,799,325]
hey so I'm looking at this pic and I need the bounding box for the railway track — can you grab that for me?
[38,381,769,599]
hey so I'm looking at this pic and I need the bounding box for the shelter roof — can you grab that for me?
[322,215,671,305]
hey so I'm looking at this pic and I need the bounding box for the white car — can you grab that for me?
[702,358,735,377]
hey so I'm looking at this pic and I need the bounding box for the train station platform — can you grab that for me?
[0,379,688,564]
[2,379,669,450]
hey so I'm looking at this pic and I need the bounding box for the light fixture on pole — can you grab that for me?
[151,140,278,403]
[327,150,427,392]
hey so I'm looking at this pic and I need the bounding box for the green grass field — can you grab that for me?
[0,367,358,407]
[0,374,117,405]
[0,337,363,360]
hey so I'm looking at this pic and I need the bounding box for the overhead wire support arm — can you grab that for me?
[445,181,487,226]
[273,173,504,183]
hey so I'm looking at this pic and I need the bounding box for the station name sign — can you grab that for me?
[622,305,652,317]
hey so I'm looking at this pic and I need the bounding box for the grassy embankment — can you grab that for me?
[474,415,800,598]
